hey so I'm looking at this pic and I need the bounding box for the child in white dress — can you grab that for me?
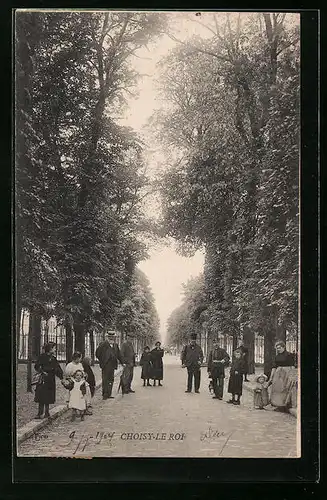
[63,370,88,421]
[64,351,84,406]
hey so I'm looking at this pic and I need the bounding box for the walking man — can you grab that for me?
[181,333,204,393]
[95,332,124,400]
[207,338,230,400]
[120,332,136,393]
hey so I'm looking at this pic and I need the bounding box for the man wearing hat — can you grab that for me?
[120,332,136,393]
[207,338,230,400]
[95,332,124,400]
[181,333,204,393]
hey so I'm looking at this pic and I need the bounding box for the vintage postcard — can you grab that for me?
[15,9,302,460]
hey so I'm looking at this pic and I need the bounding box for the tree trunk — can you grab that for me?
[232,332,238,351]
[31,313,42,360]
[74,321,85,355]
[90,329,95,365]
[27,311,33,393]
[65,321,73,363]
[243,325,255,374]
[263,310,275,378]
[276,322,286,343]
[44,319,49,344]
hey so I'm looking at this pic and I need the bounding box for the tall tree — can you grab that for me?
[156,13,300,371]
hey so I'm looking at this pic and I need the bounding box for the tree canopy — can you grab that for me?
[158,13,299,356]
[16,11,164,354]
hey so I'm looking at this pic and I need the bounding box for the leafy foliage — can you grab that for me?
[15,11,165,350]
[158,13,299,347]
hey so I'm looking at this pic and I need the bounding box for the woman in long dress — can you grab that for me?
[151,341,164,387]
[266,340,297,412]
[34,342,63,419]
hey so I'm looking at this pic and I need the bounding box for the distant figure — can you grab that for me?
[207,338,230,400]
[95,332,124,399]
[151,341,164,386]
[34,342,63,419]
[227,349,245,405]
[140,346,153,386]
[120,332,137,393]
[253,374,269,410]
[181,333,204,393]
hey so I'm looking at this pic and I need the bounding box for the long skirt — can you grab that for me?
[141,362,152,380]
[228,372,243,395]
[152,364,163,380]
[270,366,298,408]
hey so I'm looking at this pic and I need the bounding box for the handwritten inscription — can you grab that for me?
[57,430,187,454]
[200,427,227,441]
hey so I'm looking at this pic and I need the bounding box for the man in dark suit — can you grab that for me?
[207,338,230,399]
[95,332,124,399]
[181,333,204,393]
[120,332,136,393]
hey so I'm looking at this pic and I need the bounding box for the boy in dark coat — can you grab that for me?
[34,342,63,419]
[82,357,96,396]
[120,333,136,393]
[140,346,153,386]
[207,338,230,400]
[82,356,96,414]
[227,349,245,405]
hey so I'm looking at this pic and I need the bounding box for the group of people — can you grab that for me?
[32,333,166,422]
[33,343,96,421]
[180,333,297,412]
[95,332,165,397]
[32,332,297,421]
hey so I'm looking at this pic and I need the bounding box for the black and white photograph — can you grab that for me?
[15,9,301,459]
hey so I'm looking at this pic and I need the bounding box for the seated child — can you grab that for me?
[140,346,153,387]
[227,349,244,405]
[62,370,88,421]
[253,374,269,409]
[82,357,96,414]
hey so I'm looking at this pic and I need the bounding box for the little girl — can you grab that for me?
[227,349,244,405]
[62,370,88,421]
[140,346,153,387]
[64,351,85,406]
[253,374,269,410]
